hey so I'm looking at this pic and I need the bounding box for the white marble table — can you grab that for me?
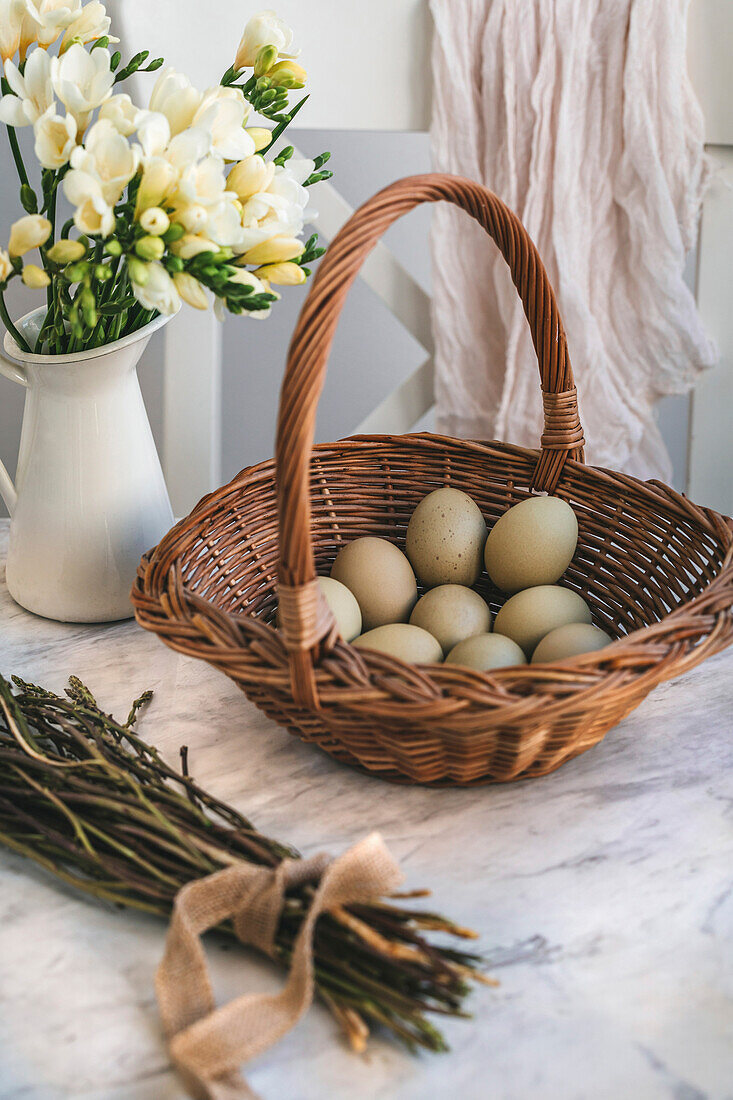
[1,520,732,1100]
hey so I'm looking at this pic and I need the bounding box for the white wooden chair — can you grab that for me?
[118,0,732,516]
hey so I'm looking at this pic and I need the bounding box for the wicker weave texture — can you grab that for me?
[133,175,733,785]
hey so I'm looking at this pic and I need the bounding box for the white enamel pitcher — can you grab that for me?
[0,306,174,622]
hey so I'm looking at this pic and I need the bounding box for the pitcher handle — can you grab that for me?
[0,347,29,516]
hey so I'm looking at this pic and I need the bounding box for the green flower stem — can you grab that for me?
[0,289,31,353]
[44,177,58,316]
[6,125,30,190]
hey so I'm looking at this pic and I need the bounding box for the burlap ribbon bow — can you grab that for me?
[156,832,404,1099]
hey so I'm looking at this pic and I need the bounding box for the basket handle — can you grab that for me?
[275,173,585,703]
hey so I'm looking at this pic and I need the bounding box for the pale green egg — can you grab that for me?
[531,622,613,663]
[410,584,491,656]
[445,633,527,671]
[331,537,417,632]
[484,495,578,594]
[353,623,443,664]
[493,585,592,657]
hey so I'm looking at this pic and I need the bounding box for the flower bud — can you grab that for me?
[172,234,216,260]
[253,261,306,286]
[268,61,307,89]
[244,127,271,152]
[65,261,89,283]
[20,184,38,213]
[135,235,166,261]
[140,207,170,236]
[163,222,185,244]
[254,43,278,76]
[239,235,304,265]
[106,238,123,256]
[227,155,271,201]
[94,264,113,282]
[127,256,150,286]
[173,271,209,310]
[135,159,177,217]
[46,238,87,264]
[9,215,52,258]
[21,264,51,289]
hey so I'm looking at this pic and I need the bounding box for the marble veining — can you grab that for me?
[0,522,731,1100]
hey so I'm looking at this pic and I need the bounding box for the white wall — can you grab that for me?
[0,129,691,517]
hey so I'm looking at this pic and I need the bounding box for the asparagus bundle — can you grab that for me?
[0,674,489,1054]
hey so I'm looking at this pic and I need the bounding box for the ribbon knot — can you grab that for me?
[155,833,403,1100]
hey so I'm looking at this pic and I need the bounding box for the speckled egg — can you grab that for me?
[409,584,491,656]
[484,495,579,594]
[318,576,362,642]
[493,585,592,657]
[445,633,527,671]
[352,623,443,664]
[406,488,487,587]
[531,622,613,664]
[331,536,417,631]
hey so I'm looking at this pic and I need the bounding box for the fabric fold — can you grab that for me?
[430,0,715,481]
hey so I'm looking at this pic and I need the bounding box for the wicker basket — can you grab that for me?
[132,174,733,785]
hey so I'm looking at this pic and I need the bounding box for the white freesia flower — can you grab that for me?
[59,0,116,52]
[0,248,13,284]
[227,154,274,201]
[34,0,82,48]
[133,124,207,215]
[234,157,314,255]
[134,109,170,159]
[135,157,177,215]
[8,213,52,256]
[130,260,180,314]
[167,148,244,250]
[173,234,218,259]
[149,68,202,137]
[240,235,303,265]
[14,0,83,57]
[175,153,230,211]
[0,0,40,63]
[173,271,208,310]
[63,168,114,236]
[51,42,114,131]
[216,266,272,320]
[68,117,139,204]
[192,85,254,161]
[33,105,77,168]
[99,92,139,136]
[62,118,138,237]
[0,48,54,125]
[245,126,271,152]
[164,125,211,170]
[234,10,298,69]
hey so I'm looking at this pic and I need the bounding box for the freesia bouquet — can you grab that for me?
[0,3,331,354]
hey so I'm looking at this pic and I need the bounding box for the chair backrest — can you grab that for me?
[115,0,733,516]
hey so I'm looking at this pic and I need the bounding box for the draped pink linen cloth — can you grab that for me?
[429,0,715,481]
